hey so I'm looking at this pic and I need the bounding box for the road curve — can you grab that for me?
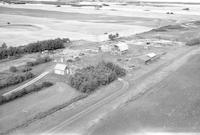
[42,78,129,135]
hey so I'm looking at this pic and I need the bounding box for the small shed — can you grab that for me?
[147,52,157,58]
[114,42,128,53]
[54,63,67,75]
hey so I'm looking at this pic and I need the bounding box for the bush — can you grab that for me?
[24,72,34,80]
[9,66,18,72]
[0,72,34,90]
[21,66,32,72]
[26,61,34,67]
[42,81,54,87]
[69,61,126,93]
[183,8,189,10]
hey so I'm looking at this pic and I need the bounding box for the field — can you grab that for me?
[1,2,200,46]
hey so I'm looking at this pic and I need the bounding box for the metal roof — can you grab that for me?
[115,42,128,51]
[54,63,67,71]
[147,53,157,58]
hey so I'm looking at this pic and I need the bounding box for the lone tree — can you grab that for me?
[1,42,7,49]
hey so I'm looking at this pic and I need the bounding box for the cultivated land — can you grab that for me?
[0,1,200,135]
[1,2,200,46]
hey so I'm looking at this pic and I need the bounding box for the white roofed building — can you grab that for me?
[114,42,129,53]
[54,63,79,75]
[54,63,68,75]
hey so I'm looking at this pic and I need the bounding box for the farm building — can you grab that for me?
[114,42,129,53]
[54,63,79,75]
[54,63,68,75]
[139,52,159,65]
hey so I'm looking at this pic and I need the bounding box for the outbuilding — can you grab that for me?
[114,42,129,53]
[54,63,67,75]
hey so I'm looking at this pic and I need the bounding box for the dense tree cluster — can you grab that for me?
[0,46,22,60]
[108,33,119,41]
[0,81,53,105]
[0,38,70,60]
[0,72,34,90]
[1,42,7,49]
[24,38,69,53]
[69,61,126,93]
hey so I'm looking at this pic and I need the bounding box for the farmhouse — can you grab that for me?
[54,63,79,75]
[54,63,68,75]
[114,42,129,53]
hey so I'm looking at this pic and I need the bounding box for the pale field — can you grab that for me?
[0,13,151,46]
[1,3,200,19]
[1,2,200,46]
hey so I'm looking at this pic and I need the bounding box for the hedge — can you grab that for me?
[0,81,53,105]
[0,72,34,90]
